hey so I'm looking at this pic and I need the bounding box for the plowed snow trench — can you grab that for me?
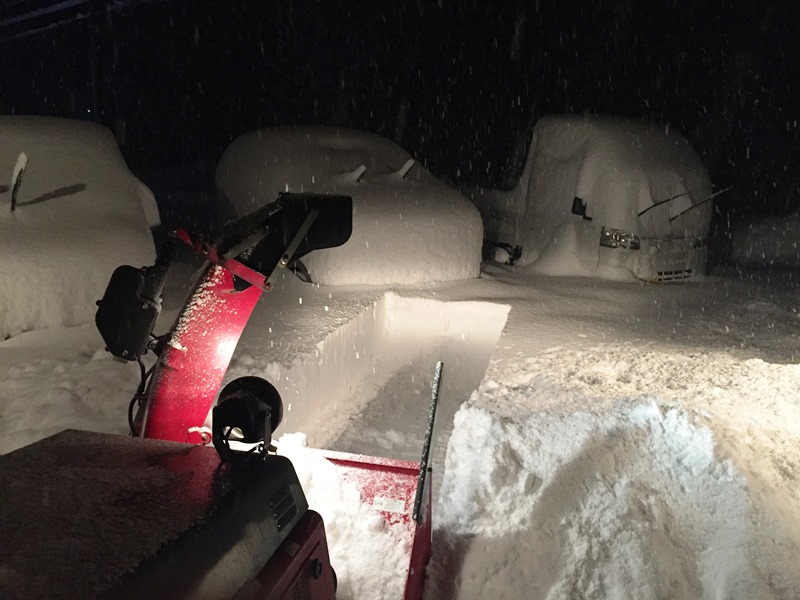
[242,292,509,486]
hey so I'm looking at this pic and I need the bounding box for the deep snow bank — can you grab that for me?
[423,344,800,599]
[429,402,776,600]
[227,291,510,451]
[0,117,158,338]
[0,328,142,455]
[215,126,483,285]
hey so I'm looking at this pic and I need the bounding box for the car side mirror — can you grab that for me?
[572,196,591,221]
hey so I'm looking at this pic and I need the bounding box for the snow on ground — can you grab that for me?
[426,348,800,599]
[277,433,414,600]
[2,261,798,599]
[1,122,800,599]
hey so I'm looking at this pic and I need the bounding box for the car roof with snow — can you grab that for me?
[215,126,483,286]
[0,116,157,337]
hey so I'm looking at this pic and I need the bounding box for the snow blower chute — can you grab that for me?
[0,193,435,600]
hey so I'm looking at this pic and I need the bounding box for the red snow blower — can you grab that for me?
[0,193,437,599]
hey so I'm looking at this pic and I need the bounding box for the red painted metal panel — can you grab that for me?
[142,264,262,444]
[254,510,337,600]
[318,450,432,600]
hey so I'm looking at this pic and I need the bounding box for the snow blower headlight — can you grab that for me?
[212,376,284,462]
[600,227,640,250]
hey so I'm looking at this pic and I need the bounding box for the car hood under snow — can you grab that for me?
[215,126,483,286]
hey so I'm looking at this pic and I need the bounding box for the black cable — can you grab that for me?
[127,358,146,436]
[127,393,141,436]
[128,355,157,436]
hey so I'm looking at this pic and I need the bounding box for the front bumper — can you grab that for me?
[600,236,707,282]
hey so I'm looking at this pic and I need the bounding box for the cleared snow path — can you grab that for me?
[228,290,509,484]
[324,294,509,500]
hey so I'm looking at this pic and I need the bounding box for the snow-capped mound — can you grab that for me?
[0,116,158,339]
[215,126,483,286]
[429,398,796,599]
[468,115,714,282]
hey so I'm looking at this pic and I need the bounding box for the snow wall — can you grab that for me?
[226,292,510,452]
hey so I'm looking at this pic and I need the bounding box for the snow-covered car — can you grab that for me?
[468,115,715,282]
[215,126,483,286]
[0,116,159,338]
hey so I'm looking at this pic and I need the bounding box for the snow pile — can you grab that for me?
[468,115,713,281]
[0,116,158,339]
[0,330,141,454]
[428,399,790,600]
[421,343,800,599]
[215,126,483,285]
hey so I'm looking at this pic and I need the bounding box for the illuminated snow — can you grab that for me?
[1,123,799,599]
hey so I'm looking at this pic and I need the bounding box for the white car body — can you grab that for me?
[469,115,714,282]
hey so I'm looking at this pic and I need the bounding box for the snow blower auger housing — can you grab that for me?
[0,193,435,600]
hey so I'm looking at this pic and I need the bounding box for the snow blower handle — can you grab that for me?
[413,360,443,524]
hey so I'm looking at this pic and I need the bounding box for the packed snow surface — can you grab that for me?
[215,126,483,285]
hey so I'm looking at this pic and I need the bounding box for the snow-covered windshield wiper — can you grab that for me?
[668,187,731,223]
[638,190,693,217]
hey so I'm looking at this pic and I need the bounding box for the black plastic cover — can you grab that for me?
[0,430,308,600]
[95,265,160,361]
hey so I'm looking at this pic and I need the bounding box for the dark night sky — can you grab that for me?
[1,1,798,227]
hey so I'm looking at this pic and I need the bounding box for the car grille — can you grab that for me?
[656,268,694,282]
